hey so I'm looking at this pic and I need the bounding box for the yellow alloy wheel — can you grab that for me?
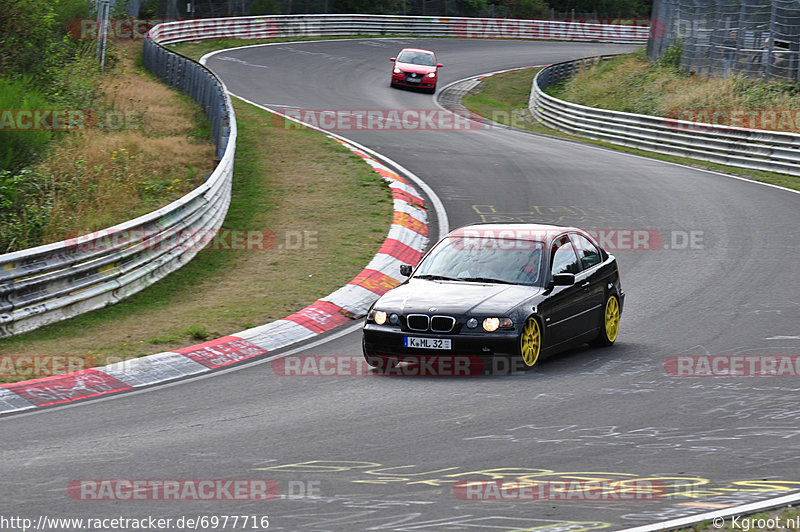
[520,317,542,367]
[604,295,620,343]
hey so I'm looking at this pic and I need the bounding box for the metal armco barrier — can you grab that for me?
[148,14,650,44]
[0,33,236,338]
[0,16,647,338]
[530,56,800,177]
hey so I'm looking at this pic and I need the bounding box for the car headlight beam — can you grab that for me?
[482,317,513,332]
[483,318,500,332]
[373,310,387,325]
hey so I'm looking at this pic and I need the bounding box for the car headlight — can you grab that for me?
[393,68,402,74]
[482,317,513,332]
[427,72,436,78]
[373,310,387,325]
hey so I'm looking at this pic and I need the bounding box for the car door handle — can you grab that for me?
[581,281,590,288]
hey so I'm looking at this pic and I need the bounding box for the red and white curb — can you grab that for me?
[0,137,431,414]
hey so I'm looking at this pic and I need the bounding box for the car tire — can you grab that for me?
[518,316,542,368]
[593,293,621,347]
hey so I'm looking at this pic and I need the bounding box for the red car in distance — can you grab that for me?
[390,48,442,93]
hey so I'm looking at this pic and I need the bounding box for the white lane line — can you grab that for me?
[436,63,800,200]
[228,92,449,240]
[201,40,450,239]
[617,491,800,532]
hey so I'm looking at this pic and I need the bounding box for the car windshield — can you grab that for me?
[397,51,435,66]
[413,235,545,286]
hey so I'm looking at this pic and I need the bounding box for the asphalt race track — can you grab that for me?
[4,39,800,531]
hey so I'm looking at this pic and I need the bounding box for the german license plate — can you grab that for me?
[404,337,451,350]
[406,77,421,83]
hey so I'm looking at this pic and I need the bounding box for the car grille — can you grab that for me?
[431,315,455,333]
[406,314,455,333]
[406,314,430,331]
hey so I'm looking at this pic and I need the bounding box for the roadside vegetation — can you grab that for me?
[461,53,800,192]
[0,99,392,384]
[0,17,393,382]
[548,49,800,129]
[0,2,214,253]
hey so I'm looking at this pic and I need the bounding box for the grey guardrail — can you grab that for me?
[530,56,800,177]
[148,14,649,44]
[0,16,646,339]
[0,37,236,338]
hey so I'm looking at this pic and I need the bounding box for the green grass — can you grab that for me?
[461,63,800,192]
[0,76,57,171]
[462,67,541,126]
[0,98,392,381]
[548,49,800,126]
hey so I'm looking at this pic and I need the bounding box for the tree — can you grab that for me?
[250,0,283,14]
[333,0,402,14]
[502,0,549,19]
[545,0,653,17]
[455,0,488,17]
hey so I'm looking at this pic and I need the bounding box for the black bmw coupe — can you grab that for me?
[362,223,624,371]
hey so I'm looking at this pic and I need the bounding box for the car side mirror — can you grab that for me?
[390,58,396,62]
[437,63,444,68]
[552,273,575,286]
[400,264,413,277]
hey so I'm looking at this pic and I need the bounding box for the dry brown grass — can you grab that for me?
[554,52,800,133]
[0,100,392,380]
[37,40,214,242]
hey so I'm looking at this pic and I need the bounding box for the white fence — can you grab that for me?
[530,56,800,177]
[0,16,648,338]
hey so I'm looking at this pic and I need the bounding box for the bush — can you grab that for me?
[249,0,282,15]
[507,0,549,19]
[0,77,58,172]
[0,169,53,253]
[658,39,683,71]
[0,0,87,81]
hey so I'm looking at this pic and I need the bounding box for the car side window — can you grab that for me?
[572,233,602,270]
[550,238,581,276]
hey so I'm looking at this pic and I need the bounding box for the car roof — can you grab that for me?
[449,223,584,242]
[399,48,435,55]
